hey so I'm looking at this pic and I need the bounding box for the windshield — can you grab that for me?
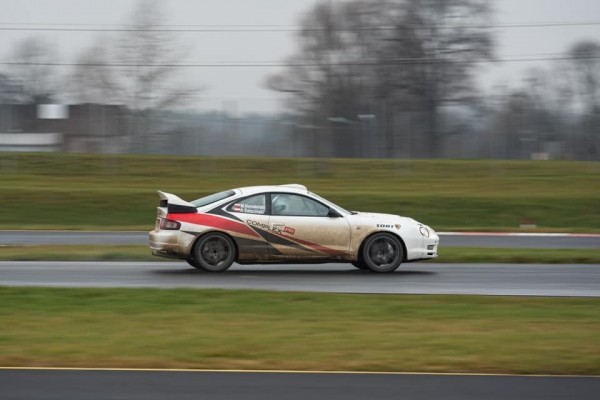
[308,192,351,215]
[191,190,235,208]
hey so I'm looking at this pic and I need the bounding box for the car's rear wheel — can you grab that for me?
[361,233,403,273]
[192,232,236,272]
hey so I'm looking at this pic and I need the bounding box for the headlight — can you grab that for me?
[419,226,430,237]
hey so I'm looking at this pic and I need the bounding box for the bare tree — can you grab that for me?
[70,41,117,104]
[6,36,60,103]
[376,0,494,157]
[268,0,494,158]
[111,0,197,152]
[565,40,600,159]
[113,0,196,112]
[568,41,600,111]
[69,0,199,152]
[267,0,375,157]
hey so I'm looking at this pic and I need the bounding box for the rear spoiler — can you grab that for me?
[158,191,197,213]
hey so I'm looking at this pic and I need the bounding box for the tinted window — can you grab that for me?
[228,194,267,215]
[271,193,329,217]
[309,191,350,215]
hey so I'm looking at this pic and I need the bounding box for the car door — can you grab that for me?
[224,193,274,261]
[267,192,351,260]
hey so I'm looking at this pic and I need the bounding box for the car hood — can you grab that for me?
[348,211,418,226]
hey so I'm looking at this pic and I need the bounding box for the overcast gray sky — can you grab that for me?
[1,0,600,114]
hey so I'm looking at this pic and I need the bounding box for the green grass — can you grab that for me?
[0,287,598,374]
[1,245,599,264]
[0,245,157,262]
[0,153,598,231]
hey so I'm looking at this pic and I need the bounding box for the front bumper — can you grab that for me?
[423,230,440,259]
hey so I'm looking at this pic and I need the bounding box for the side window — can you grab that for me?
[228,194,266,215]
[271,194,329,217]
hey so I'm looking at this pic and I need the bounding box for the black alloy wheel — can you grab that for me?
[361,233,403,273]
[192,232,236,272]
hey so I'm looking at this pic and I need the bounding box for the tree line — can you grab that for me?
[0,0,598,160]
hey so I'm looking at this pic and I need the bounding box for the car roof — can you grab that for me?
[236,184,309,196]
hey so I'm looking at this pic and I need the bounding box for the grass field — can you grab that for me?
[0,153,598,231]
[1,287,598,374]
[1,245,599,264]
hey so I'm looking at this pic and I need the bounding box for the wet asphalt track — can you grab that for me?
[1,230,599,248]
[0,369,598,400]
[1,261,598,297]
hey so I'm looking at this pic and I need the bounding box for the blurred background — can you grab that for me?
[0,0,599,160]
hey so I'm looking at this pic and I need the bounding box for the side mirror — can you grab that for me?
[328,208,342,218]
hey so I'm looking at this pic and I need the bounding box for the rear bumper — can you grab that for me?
[151,249,183,259]
[149,229,193,259]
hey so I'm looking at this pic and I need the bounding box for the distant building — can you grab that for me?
[0,103,129,153]
[0,132,62,152]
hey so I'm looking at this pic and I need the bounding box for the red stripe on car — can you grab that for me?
[169,213,260,238]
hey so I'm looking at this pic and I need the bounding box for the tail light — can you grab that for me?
[159,218,181,230]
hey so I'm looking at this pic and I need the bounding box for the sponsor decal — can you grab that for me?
[247,220,296,236]
[233,203,265,214]
[377,224,395,229]
[246,220,340,256]
[247,219,274,231]
[271,223,284,234]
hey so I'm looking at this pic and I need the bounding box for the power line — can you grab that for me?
[1,21,600,32]
[1,55,599,68]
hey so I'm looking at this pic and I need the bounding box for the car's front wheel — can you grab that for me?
[192,232,236,272]
[360,233,403,273]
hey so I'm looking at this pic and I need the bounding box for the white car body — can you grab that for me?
[149,184,439,272]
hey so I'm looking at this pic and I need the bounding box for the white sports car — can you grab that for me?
[149,184,439,273]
